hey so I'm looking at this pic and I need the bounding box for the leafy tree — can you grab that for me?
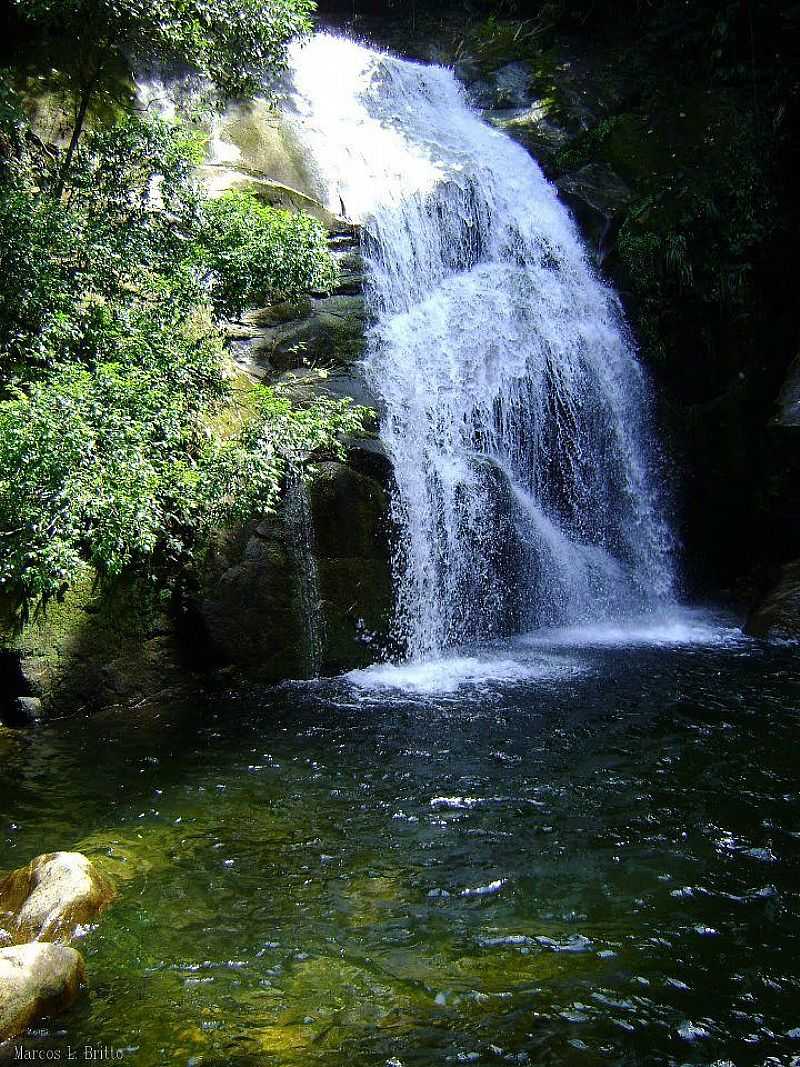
[199,191,337,318]
[10,0,315,193]
[0,364,364,603]
[0,88,361,609]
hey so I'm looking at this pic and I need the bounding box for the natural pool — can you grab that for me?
[1,614,799,1066]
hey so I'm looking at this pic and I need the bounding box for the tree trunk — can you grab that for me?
[54,81,94,199]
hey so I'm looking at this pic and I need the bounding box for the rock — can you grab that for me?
[487,104,569,175]
[208,98,318,198]
[199,456,395,679]
[307,461,395,671]
[459,62,533,111]
[233,292,368,377]
[0,852,115,945]
[0,696,42,729]
[198,517,311,682]
[200,98,350,232]
[276,365,381,414]
[493,62,535,108]
[0,570,195,719]
[773,355,800,429]
[746,560,800,639]
[0,943,85,1041]
[555,162,632,262]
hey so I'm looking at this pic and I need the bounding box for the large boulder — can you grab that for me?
[0,852,115,946]
[0,571,194,723]
[746,560,800,640]
[0,943,85,1042]
[198,453,395,680]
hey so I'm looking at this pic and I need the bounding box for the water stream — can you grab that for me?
[287,34,675,661]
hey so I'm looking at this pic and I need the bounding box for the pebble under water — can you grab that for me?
[1,617,799,1066]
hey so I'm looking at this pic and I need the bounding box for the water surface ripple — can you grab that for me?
[1,626,799,1065]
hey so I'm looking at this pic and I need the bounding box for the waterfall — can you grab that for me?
[287,34,676,661]
[285,467,325,676]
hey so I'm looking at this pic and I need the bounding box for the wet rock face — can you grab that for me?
[307,458,395,672]
[0,852,116,946]
[198,516,311,683]
[198,452,395,681]
[0,943,85,1042]
[746,560,800,639]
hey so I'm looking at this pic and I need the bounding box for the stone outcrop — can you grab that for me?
[746,560,800,639]
[0,943,85,1042]
[198,450,394,680]
[0,852,115,946]
[0,573,194,723]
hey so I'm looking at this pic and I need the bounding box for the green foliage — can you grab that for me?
[0,114,207,378]
[199,191,337,319]
[0,79,361,608]
[0,367,366,603]
[10,0,314,194]
[11,0,314,99]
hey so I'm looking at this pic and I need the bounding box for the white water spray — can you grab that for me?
[287,34,676,661]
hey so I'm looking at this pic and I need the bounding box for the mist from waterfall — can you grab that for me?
[286,33,677,661]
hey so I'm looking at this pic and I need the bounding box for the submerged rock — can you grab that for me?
[0,943,85,1041]
[0,852,115,945]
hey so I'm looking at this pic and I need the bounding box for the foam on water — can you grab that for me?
[345,652,581,694]
[520,607,745,649]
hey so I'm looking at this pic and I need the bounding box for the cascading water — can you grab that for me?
[287,34,676,661]
[285,467,325,676]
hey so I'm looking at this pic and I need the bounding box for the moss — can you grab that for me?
[0,568,186,715]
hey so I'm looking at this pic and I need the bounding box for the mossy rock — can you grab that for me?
[0,570,191,720]
[0,851,115,946]
[214,98,317,198]
[241,293,368,376]
[307,461,394,673]
[198,517,310,683]
[198,458,395,681]
[0,943,85,1042]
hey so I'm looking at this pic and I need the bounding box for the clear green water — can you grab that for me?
[1,619,799,1066]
